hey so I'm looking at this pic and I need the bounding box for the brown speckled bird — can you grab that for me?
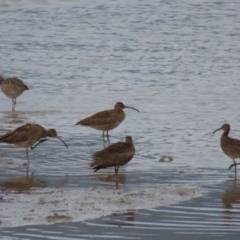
[75,102,139,141]
[90,136,135,188]
[0,123,68,176]
[0,75,29,111]
[213,123,240,179]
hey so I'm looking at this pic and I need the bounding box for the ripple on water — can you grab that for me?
[1,0,240,238]
[2,182,239,239]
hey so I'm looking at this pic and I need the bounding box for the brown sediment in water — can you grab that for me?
[46,213,72,223]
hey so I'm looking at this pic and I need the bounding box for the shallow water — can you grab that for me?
[1,0,240,238]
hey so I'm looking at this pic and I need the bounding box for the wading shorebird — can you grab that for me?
[0,123,68,176]
[213,123,240,179]
[90,136,135,188]
[75,102,139,142]
[0,75,29,111]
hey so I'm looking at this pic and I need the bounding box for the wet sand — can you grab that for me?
[0,183,202,228]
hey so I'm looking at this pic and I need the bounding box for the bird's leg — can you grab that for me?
[102,131,106,148]
[12,99,15,111]
[115,166,119,189]
[26,148,30,177]
[233,159,237,180]
[229,159,237,180]
[13,99,16,111]
[106,131,110,146]
[31,139,48,150]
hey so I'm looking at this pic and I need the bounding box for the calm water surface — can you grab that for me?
[1,0,240,239]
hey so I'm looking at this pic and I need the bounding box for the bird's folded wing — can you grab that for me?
[78,109,114,126]
[0,124,32,143]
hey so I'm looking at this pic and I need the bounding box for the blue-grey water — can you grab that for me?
[1,0,240,239]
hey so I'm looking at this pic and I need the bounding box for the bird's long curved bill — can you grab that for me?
[124,106,139,112]
[213,127,222,134]
[56,136,68,148]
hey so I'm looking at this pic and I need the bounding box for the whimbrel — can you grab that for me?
[0,75,29,111]
[75,102,139,142]
[90,136,135,188]
[213,123,240,179]
[0,123,68,176]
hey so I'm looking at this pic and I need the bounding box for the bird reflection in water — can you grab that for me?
[222,181,240,208]
[222,180,240,227]
[0,174,68,193]
[0,175,46,192]
[3,109,27,125]
[94,172,127,186]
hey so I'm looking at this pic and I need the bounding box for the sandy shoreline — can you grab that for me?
[0,184,204,229]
